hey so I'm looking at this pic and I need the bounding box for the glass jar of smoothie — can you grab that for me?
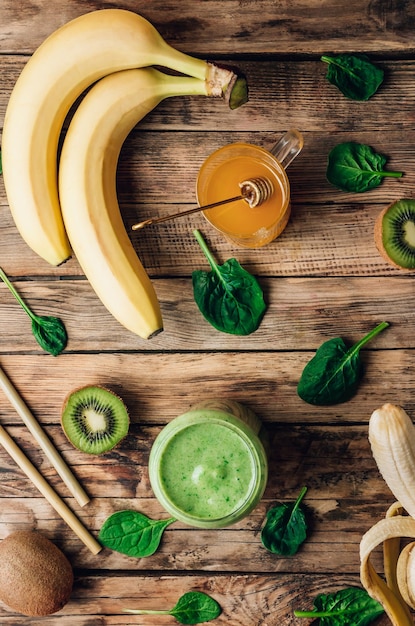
[148,400,268,529]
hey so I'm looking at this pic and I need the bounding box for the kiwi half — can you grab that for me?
[374,199,415,270]
[61,385,129,454]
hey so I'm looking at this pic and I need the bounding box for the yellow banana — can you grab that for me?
[2,9,239,266]
[360,505,415,626]
[369,403,415,518]
[58,67,212,339]
[359,404,415,625]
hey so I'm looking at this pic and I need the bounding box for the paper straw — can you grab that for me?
[0,365,89,507]
[0,423,101,555]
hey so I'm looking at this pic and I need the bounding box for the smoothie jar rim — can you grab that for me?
[149,409,268,527]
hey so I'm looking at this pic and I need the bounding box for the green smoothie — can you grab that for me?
[149,403,268,528]
[160,421,255,519]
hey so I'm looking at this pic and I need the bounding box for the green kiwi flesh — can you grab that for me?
[0,530,73,616]
[61,385,129,454]
[375,199,415,269]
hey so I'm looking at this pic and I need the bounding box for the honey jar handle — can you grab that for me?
[269,128,303,169]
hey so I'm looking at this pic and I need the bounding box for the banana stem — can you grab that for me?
[152,43,246,106]
[157,72,213,99]
[154,41,235,94]
[154,41,209,82]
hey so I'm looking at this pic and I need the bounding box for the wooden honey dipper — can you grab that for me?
[131,176,274,231]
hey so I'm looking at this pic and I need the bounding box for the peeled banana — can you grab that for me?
[360,504,415,626]
[58,67,211,339]
[2,9,239,266]
[360,403,415,625]
[369,403,415,518]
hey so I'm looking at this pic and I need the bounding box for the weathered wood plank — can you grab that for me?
[0,175,411,278]
[0,351,409,425]
[0,197,401,276]
[0,502,378,574]
[0,276,409,351]
[2,58,415,133]
[123,198,408,277]
[0,423,388,500]
[0,572,397,625]
[0,483,395,573]
[114,130,408,203]
[1,1,415,55]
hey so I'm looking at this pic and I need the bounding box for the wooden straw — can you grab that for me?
[0,423,102,555]
[0,365,90,507]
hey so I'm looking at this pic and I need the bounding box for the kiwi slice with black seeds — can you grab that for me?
[61,385,129,454]
[375,199,415,270]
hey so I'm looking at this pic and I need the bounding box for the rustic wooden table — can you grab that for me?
[1,1,415,624]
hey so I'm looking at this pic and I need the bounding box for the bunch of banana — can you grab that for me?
[2,9,247,339]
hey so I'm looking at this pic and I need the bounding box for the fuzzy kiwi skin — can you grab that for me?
[0,530,73,616]
[374,201,415,270]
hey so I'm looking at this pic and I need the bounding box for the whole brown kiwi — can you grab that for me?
[0,530,73,616]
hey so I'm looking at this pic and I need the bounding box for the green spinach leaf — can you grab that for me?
[99,510,176,558]
[0,266,67,356]
[124,591,222,624]
[261,486,308,556]
[321,54,384,100]
[31,315,68,356]
[294,586,384,625]
[326,142,403,192]
[192,229,266,335]
[297,321,389,406]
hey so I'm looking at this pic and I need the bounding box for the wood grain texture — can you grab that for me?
[0,573,393,625]
[0,351,412,427]
[1,0,415,55]
[1,0,415,623]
